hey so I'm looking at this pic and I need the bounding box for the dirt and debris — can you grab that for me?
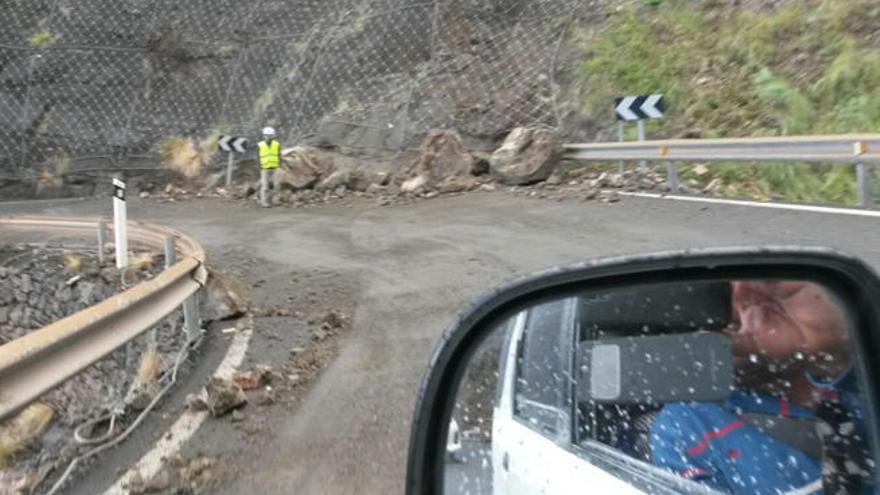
[231,365,273,391]
[127,455,224,495]
[167,249,360,481]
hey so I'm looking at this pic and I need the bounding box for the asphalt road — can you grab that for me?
[4,192,880,494]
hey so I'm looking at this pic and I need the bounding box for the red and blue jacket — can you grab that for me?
[649,374,866,495]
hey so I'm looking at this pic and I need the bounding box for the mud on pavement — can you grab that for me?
[124,245,363,495]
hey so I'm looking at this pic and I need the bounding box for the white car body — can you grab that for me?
[490,302,718,495]
[491,309,647,495]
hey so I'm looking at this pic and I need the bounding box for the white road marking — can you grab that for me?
[104,328,253,495]
[621,192,880,218]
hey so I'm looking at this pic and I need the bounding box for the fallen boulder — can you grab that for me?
[200,272,249,323]
[490,127,562,185]
[277,146,334,191]
[401,175,428,194]
[438,176,477,194]
[316,168,352,192]
[204,377,247,416]
[406,129,475,189]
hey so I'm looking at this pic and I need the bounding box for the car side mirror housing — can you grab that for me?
[406,248,880,495]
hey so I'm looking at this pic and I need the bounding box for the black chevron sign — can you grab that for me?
[218,135,249,153]
[614,94,665,121]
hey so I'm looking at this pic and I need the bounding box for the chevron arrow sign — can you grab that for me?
[218,135,249,153]
[614,94,665,121]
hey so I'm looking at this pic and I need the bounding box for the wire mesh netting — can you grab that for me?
[0,0,591,173]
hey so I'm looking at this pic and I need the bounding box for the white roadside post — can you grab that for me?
[112,178,127,269]
[855,141,870,207]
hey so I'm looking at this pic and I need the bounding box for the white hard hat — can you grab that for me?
[262,126,276,137]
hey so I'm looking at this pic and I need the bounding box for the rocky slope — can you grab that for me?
[0,0,600,179]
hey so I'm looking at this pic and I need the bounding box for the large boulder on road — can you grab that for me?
[277,146,334,191]
[489,127,562,185]
[405,130,475,192]
[200,272,249,322]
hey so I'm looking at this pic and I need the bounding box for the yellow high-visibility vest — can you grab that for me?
[258,140,280,169]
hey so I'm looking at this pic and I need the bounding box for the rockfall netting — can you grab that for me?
[0,0,594,174]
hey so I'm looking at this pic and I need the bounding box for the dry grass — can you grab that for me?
[0,403,54,466]
[62,250,83,274]
[137,342,161,387]
[128,252,157,271]
[158,136,218,179]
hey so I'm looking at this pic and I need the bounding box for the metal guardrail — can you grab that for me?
[563,134,880,205]
[0,216,207,421]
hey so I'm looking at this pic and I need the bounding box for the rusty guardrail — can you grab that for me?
[563,134,880,205]
[0,216,207,420]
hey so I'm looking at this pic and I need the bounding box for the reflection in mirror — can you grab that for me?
[444,280,874,495]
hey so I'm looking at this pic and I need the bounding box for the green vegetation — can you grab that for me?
[27,30,53,48]
[578,0,880,204]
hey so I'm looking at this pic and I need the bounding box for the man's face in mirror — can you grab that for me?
[727,281,850,388]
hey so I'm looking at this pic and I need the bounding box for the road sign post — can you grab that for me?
[666,161,679,193]
[112,178,127,270]
[226,152,234,188]
[218,135,249,188]
[615,94,665,175]
[636,120,646,172]
[857,162,869,206]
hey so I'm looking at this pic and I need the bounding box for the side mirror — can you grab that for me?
[406,248,880,495]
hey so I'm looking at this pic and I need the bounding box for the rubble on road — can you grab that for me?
[231,364,274,391]
[126,468,172,494]
[139,126,702,210]
[178,456,220,494]
[256,387,277,406]
[319,309,346,330]
[204,377,247,417]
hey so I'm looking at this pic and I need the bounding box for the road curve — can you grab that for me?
[4,192,880,494]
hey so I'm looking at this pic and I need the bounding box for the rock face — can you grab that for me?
[405,130,475,192]
[489,127,562,185]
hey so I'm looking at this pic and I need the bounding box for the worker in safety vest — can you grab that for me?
[257,126,281,207]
